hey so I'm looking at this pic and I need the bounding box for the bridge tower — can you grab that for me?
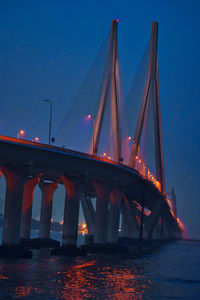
[89,19,123,163]
[129,22,166,195]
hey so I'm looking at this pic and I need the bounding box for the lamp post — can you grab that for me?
[17,129,26,139]
[87,114,96,155]
[91,115,96,154]
[44,99,52,145]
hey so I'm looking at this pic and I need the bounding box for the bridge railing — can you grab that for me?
[134,155,161,192]
[0,134,163,189]
[0,134,120,165]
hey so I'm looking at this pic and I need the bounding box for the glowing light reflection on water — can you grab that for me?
[0,232,199,299]
[0,256,152,299]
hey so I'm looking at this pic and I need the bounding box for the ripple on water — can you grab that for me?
[0,241,199,299]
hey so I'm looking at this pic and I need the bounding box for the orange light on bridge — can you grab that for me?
[87,114,91,119]
[166,197,173,211]
[103,152,107,157]
[108,156,111,160]
[115,19,119,22]
[128,136,132,141]
[34,137,39,142]
[177,217,185,232]
[156,181,161,192]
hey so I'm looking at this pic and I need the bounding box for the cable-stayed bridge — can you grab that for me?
[0,20,184,257]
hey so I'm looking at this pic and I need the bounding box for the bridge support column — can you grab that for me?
[121,210,130,237]
[2,167,27,245]
[81,195,95,236]
[21,177,40,239]
[61,176,81,246]
[121,213,139,238]
[120,195,139,238]
[39,181,58,239]
[107,190,121,243]
[93,182,109,244]
[147,200,163,239]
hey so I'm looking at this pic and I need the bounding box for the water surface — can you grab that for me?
[0,240,199,299]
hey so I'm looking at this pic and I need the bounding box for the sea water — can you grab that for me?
[0,229,199,299]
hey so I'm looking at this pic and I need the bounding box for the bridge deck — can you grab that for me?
[0,135,180,231]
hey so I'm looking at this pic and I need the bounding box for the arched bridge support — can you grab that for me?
[39,181,58,239]
[120,195,140,239]
[93,181,110,244]
[1,166,27,245]
[61,176,81,246]
[21,176,40,239]
[107,189,122,243]
[146,200,163,239]
[81,194,95,236]
[92,182,122,244]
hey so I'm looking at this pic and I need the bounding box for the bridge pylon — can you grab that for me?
[89,19,123,162]
[129,22,166,195]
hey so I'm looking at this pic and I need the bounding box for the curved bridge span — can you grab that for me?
[0,135,180,248]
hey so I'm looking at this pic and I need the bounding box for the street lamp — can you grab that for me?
[87,114,96,154]
[87,114,95,128]
[44,99,52,145]
[17,129,26,139]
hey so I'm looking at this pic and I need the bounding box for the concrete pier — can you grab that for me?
[21,176,40,239]
[81,195,95,236]
[121,209,130,237]
[61,176,81,246]
[121,196,140,239]
[107,190,121,243]
[147,200,163,239]
[39,181,58,239]
[2,167,27,245]
[93,181,109,244]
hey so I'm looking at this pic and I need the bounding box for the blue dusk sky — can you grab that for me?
[0,0,199,237]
